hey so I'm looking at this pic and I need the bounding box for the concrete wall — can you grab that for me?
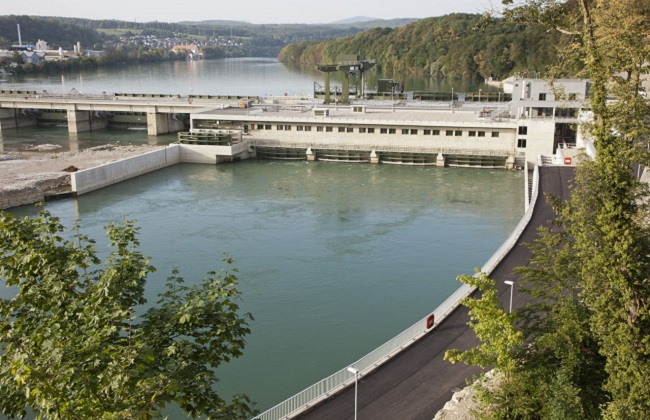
[147,111,185,135]
[67,109,110,134]
[179,142,253,163]
[0,108,37,131]
[71,145,181,195]
[71,143,255,195]
[520,120,556,166]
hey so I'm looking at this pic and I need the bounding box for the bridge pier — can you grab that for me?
[0,108,37,132]
[436,152,445,167]
[66,108,109,134]
[147,111,185,136]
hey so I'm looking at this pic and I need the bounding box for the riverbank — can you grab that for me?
[0,143,164,210]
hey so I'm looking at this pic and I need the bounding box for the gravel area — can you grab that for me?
[0,143,165,210]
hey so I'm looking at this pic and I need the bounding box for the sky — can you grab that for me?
[5,0,496,25]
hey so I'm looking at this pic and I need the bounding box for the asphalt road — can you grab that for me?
[297,166,575,420]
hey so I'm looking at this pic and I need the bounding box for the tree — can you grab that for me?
[448,0,650,417]
[0,210,255,419]
[444,272,523,419]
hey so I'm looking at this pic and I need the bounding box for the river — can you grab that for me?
[1,57,498,97]
[2,58,518,414]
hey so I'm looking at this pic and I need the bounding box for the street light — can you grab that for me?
[347,366,359,420]
[504,281,515,313]
[479,88,482,103]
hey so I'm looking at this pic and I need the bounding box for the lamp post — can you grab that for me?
[479,88,482,103]
[347,367,359,420]
[504,281,515,313]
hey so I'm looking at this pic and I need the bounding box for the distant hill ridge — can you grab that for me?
[179,17,418,28]
[330,16,378,24]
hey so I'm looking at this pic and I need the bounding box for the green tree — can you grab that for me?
[0,210,255,419]
[512,0,650,416]
[448,0,650,417]
[444,272,523,418]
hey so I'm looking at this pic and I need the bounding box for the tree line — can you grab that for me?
[277,13,568,81]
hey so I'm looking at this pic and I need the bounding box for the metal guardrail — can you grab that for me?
[253,163,541,420]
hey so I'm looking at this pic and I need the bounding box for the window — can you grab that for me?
[257,124,264,130]
[359,127,367,133]
[518,126,528,135]
[424,129,431,135]
[538,93,547,101]
[455,130,462,136]
[367,128,375,134]
[305,126,312,132]
[326,126,333,132]
[478,131,486,137]
[265,124,271,130]
[432,129,440,135]
[491,131,500,138]
[285,125,291,131]
[468,131,476,137]
[277,125,284,130]
[517,138,527,148]
[317,126,324,132]
[402,129,409,135]
[338,127,345,133]
[346,127,353,133]
[410,129,418,135]
[380,128,388,134]
[297,125,304,131]
[389,128,396,134]
[446,130,454,136]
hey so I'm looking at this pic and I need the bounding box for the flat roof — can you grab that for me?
[192,105,518,128]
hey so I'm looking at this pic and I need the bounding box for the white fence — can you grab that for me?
[254,163,541,420]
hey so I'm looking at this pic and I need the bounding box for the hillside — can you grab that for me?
[0,15,101,49]
[277,13,567,80]
[0,15,416,58]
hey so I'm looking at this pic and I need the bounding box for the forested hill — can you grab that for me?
[0,16,100,49]
[277,13,566,80]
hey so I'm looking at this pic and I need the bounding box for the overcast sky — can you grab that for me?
[5,0,497,24]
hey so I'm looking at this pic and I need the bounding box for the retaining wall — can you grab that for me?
[71,145,181,195]
[179,142,254,164]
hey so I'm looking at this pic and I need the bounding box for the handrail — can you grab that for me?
[253,163,541,420]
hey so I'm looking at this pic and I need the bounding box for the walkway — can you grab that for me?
[297,165,575,420]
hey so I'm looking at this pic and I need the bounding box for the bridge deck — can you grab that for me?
[297,166,574,420]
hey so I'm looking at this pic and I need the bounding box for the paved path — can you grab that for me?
[297,166,575,420]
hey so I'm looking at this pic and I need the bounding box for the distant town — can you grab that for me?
[0,23,246,66]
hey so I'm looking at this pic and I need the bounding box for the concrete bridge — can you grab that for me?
[0,90,258,135]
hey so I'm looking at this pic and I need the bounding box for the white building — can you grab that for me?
[180,79,587,169]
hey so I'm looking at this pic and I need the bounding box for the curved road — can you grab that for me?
[298,166,575,420]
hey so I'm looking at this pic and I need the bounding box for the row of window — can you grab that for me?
[255,124,500,137]
[537,93,578,101]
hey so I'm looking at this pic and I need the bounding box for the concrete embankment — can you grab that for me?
[71,145,181,195]
[71,143,251,195]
